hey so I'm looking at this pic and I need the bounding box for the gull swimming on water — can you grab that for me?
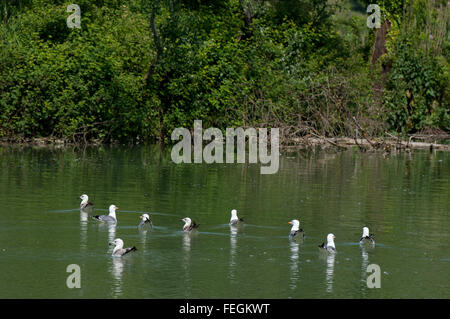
[318,233,336,253]
[229,209,244,226]
[359,227,375,245]
[80,194,94,210]
[139,213,153,228]
[92,205,119,223]
[181,217,199,232]
[109,238,137,257]
[288,219,305,239]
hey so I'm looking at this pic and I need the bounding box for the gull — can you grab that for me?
[80,194,94,210]
[180,217,199,232]
[109,238,137,257]
[288,219,305,239]
[318,233,336,253]
[360,227,375,245]
[229,209,244,226]
[139,213,153,228]
[92,205,119,223]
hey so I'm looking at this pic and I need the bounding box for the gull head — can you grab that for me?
[80,194,88,202]
[109,205,119,213]
[180,217,192,227]
[109,238,124,249]
[140,213,150,221]
[362,227,370,237]
[288,219,300,230]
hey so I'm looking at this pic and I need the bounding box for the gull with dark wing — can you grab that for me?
[139,213,153,228]
[80,194,94,210]
[229,209,244,226]
[318,233,337,253]
[109,238,137,257]
[288,219,305,240]
[359,227,375,245]
[180,217,199,232]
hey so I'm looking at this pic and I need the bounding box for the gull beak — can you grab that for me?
[109,242,114,246]
[288,221,292,225]
[116,207,119,210]
[139,216,142,219]
[333,235,336,239]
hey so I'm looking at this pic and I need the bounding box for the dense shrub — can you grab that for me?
[0,2,154,141]
[383,0,449,133]
[384,41,449,132]
[0,0,448,143]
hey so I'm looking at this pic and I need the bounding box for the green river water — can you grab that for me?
[0,145,448,298]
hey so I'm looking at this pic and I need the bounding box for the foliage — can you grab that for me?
[0,0,448,143]
[383,0,449,132]
[0,1,154,141]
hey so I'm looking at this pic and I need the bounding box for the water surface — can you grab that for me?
[0,145,448,298]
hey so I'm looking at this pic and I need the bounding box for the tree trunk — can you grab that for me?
[371,20,392,109]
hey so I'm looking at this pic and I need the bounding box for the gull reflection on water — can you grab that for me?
[109,257,124,299]
[80,209,88,222]
[325,254,335,293]
[183,232,192,253]
[182,232,192,297]
[229,225,240,281]
[361,247,369,273]
[319,252,335,293]
[138,222,151,245]
[289,241,300,291]
[80,209,88,252]
[97,222,117,253]
[107,223,116,245]
[360,243,374,291]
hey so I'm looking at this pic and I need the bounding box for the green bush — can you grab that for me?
[0,0,447,143]
[0,1,154,141]
[383,0,449,133]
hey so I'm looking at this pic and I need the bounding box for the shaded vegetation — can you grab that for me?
[0,0,448,144]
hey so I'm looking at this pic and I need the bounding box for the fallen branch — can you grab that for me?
[352,116,378,149]
[288,136,450,151]
[308,127,347,150]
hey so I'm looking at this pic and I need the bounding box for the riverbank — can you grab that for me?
[1,134,449,152]
[286,134,450,152]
